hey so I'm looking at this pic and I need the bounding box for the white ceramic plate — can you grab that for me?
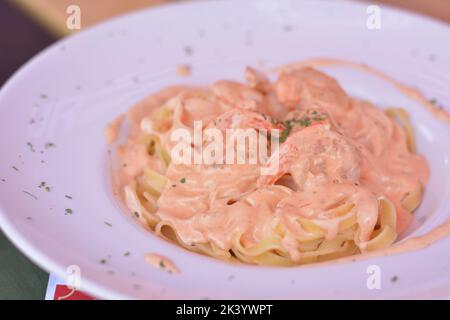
[1,0,449,299]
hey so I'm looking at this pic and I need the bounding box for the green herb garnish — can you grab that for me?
[279,126,292,143]
[277,113,324,143]
[38,182,51,192]
[297,118,312,127]
[23,191,38,200]
[45,142,56,149]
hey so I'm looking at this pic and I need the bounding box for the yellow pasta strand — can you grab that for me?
[386,108,416,152]
[402,182,423,212]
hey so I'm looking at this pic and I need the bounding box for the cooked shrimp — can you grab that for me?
[275,67,350,113]
[340,100,394,157]
[177,89,228,126]
[245,66,272,93]
[207,108,283,131]
[212,80,264,110]
[258,123,362,188]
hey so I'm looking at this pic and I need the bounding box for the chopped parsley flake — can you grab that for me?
[184,45,193,56]
[27,142,36,152]
[158,260,173,274]
[279,126,292,143]
[45,142,56,149]
[38,182,51,192]
[297,118,312,127]
[23,191,38,200]
[283,24,293,32]
[65,208,73,215]
[277,112,327,143]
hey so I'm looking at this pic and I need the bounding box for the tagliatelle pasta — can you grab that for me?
[107,64,429,266]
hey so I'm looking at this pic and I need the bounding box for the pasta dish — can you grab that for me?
[106,65,429,266]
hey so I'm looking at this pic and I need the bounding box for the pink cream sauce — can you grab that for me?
[107,59,449,265]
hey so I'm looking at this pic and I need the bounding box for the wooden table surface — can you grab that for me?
[9,0,450,37]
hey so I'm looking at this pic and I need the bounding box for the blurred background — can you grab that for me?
[0,0,449,299]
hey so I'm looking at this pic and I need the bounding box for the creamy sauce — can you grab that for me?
[105,115,125,144]
[327,218,450,267]
[145,253,180,274]
[108,59,450,265]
